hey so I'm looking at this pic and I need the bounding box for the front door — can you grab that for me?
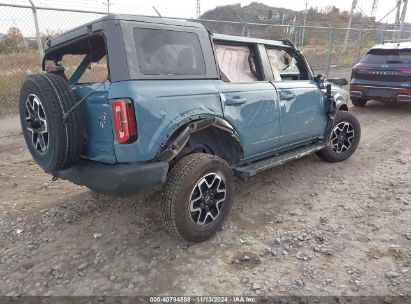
[264,47,326,147]
[274,81,325,146]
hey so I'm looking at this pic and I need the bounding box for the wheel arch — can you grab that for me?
[156,116,244,166]
[337,102,349,111]
[335,96,349,112]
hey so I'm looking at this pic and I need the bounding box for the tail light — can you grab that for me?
[351,85,364,91]
[396,68,411,72]
[397,88,411,94]
[111,98,137,144]
[353,65,372,71]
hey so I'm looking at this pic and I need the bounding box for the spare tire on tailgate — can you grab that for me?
[19,73,84,172]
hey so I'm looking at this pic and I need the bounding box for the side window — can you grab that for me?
[133,28,205,76]
[266,48,302,81]
[214,43,261,82]
[58,55,108,84]
[44,34,109,84]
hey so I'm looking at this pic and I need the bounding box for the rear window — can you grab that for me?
[362,49,411,64]
[133,28,206,76]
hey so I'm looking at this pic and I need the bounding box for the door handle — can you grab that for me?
[226,96,247,106]
[280,92,296,100]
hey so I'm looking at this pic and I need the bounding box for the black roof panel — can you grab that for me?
[46,14,205,50]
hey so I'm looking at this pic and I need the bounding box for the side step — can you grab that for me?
[234,143,326,177]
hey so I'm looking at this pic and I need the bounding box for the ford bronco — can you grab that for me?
[19,15,360,242]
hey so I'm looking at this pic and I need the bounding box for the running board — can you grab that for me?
[234,143,326,177]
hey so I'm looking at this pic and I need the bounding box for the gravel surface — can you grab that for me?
[0,101,410,296]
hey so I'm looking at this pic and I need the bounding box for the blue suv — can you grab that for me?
[19,15,360,242]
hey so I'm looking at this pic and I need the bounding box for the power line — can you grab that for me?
[342,0,357,51]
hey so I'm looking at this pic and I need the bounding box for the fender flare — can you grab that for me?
[156,116,244,163]
[336,100,349,111]
[333,91,349,111]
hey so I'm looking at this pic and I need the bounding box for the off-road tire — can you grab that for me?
[19,73,84,171]
[351,98,367,107]
[317,111,361,162]
[161,153,234,242]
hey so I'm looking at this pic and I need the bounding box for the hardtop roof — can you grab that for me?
[212,33,289,48]
[46,14,205,50]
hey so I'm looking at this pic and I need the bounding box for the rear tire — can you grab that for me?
[19,73,84,171]
[317,111,361,162]
[161,153,233,242]
[351,98,367,107]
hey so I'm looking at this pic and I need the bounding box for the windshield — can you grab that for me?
[362,49,411,64]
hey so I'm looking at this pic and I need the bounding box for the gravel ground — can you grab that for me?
[0,100,410,297]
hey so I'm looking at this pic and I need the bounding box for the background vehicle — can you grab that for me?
[350,41,411,106]
[19,15,360,242]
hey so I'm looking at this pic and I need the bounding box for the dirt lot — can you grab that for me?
[0,101,410,297]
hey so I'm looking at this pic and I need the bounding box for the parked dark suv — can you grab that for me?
[350,41,411,106]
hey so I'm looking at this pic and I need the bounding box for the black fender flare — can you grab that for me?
[156,116,244,164]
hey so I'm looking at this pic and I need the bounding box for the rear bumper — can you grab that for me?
[52,160,169,196]
[350,85,411,102]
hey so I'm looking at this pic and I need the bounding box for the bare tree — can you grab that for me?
[4,27,25,51]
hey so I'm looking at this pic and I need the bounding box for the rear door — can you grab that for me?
[74,82,115,163]
[68,55,116,163]
[214,42,281,160]
[264,46,326,147]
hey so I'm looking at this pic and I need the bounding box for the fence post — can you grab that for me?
[382,22,388,43]
[326,27,335,78]
[356,29,364,63]
[293,23,299,48]
[29,0,44,66]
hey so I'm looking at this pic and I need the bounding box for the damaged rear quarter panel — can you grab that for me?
[108,80,223,162]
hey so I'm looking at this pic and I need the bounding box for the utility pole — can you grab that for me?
[103,0,111,14]
[301,2,308,47]
[393,0,402,40]
[342,0,358,52]
[371,0,379,19]
[196,0,201,18]
[399,0,408,41]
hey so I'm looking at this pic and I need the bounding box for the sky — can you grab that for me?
[0,0,409,36]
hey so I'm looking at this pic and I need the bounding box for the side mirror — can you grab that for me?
[328,78,348,86]
[314,74,326,89]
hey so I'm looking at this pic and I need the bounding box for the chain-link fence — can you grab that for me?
[1,1,410,115]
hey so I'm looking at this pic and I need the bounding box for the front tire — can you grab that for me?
[161,153,233,242]
[317,111,361,162]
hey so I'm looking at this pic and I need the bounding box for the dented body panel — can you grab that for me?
[108,80,224,162]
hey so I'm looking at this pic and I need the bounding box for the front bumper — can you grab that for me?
[51,160,169,196]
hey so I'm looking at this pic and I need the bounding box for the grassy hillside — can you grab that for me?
[201,2,409,30]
